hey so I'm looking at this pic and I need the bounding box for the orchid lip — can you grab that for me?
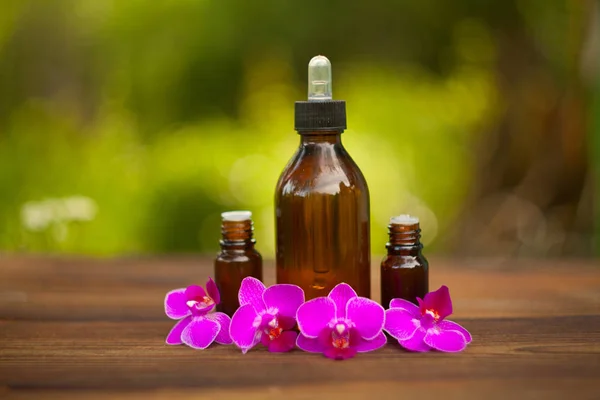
[262,314,283,341]
[266,326,283,340]
[186,297,214,311]
[333,337,349,349]
[331,327,351,349]
[425,309,440,321]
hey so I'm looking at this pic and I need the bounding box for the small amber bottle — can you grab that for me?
[380,215,429,308]
[214,211,263,317]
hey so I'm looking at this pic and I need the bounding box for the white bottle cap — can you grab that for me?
[221,211,252,222]
[390,214,419,225]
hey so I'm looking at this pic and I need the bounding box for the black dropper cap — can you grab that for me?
[294,55,347,132]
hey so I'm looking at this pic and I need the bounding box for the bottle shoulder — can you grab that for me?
[276,142,369,196]
[215,250,262,263]
[381,254,429,269]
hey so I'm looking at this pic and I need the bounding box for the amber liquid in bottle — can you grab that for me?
[214,211,263,317]
[380,215,428,308]
[275,130,371,299]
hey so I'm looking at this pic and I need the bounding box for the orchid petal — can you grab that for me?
[424,327,467,352]
[346,297,385,340]
[296,297,336,338]
[206,312,232,345]
[164,289,190,320]
[238,277,266,312]
[230,304,260,351]
[324,347,357,360]
[389,298,420,316]
[399,328,430,352]
[247,334,262,353]
[384,308,420,340]
[296,334,326,353]
[354,331,387,353]
[206,277,220,305]
[422,285,452,320]
[437,320,472,343]
[328,283,358,319]
[268,331,297,353]
[165,316,192,345]
[185,285,206,300]
[181,316,219,349]
[263,284,304,319]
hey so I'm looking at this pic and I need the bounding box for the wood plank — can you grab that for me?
[3,379,600,400]
[1,256,599,320]
[1,317,599,390]
[1,256,600,398]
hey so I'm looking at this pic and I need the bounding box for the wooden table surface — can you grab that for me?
[1,255,599,399]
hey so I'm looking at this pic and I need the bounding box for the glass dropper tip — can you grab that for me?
[308,55,332,101]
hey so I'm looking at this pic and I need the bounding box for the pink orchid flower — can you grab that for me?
[384,285,472,352]
[164,278,232,349]
[296,283,387,360]
[230,277,304,353]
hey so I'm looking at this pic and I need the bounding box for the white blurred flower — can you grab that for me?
[62,196,98,221]
[20,201,55,232]
[20,196,98,236]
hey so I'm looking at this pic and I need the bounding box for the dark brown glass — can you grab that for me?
[275,130,370,300]
[214,218,263,317]
[380,221,428,308]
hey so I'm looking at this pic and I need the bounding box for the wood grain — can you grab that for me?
[1,255,599,399]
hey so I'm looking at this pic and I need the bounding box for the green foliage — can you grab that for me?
[7,0,583,257]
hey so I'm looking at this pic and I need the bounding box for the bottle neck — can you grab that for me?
[386,222,423,256]
[220,219,255,251]
[298,130,342,145]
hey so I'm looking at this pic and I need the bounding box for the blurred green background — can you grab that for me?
[0,0,598,258]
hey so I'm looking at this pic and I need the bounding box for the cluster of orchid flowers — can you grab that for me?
[164,277,471,360]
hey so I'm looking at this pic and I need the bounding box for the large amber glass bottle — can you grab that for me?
[275,56,370,300]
